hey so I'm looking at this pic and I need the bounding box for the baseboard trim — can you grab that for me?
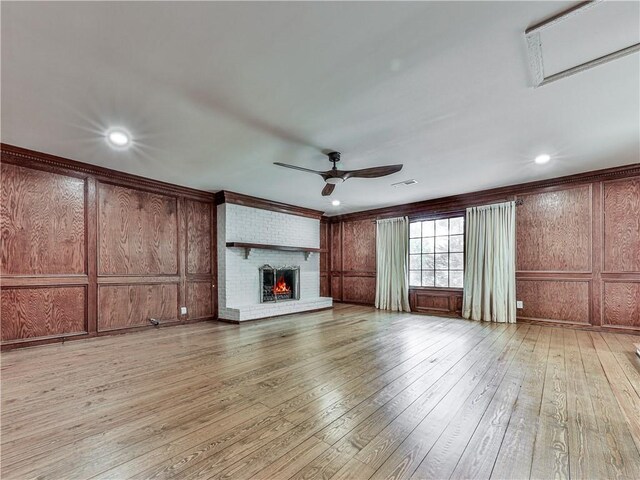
[1,316,216,351]
[360,305,640,336]
[518,317,640,335]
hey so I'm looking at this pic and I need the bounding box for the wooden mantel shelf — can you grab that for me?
[226,242,326,260]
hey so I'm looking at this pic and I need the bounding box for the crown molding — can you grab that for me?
[1,143,215,201]
[215,190,324,220]
[4,144,637,222]
[325,163,640,223]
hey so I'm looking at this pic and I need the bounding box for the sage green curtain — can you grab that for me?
[462,201,516,323]
[375,217,411,312]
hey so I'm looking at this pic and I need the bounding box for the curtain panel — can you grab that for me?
[375,216,411,312]
[462,201,516,323]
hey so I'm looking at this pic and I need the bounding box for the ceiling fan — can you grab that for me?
[274,152,403,196]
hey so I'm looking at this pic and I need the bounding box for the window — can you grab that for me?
[409,216,464,288]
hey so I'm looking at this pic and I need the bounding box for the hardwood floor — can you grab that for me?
[1,304,639,479]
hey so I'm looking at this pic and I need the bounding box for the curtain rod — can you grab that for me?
[369,199,524,222]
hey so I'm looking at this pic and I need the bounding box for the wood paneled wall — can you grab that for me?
[326,164,640,333]
[320,219,330,297]
[601,176,640,330]
[515,176,640,332]
[328,219,377,305]
[1,144,216,349]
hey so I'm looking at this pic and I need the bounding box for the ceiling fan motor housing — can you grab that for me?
[273,151,402,196]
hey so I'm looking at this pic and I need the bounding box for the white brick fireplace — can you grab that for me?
[217,202,332,321]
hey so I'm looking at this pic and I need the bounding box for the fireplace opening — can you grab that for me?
[260,265,300,303]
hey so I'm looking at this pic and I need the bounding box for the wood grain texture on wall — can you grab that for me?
[516,185,592,272]
[1,144,216,349]
[603,282,640,328]
[1,287,86,341]
[516,280,590,324]
[1,163,86,275]
[342,220,376,271]
[413,291,449,312]
[410,289,462,316]
[330,222,342,272]
[331,275,342,302]
[603,177,640,273]
[187,281,213,320]
[342,275,376,305]
[98,183,178,275]
[320,221,329,273]
[327,218,378,305]
[98,284,179,331]
[320,277,330,298]
[320,220,330,298]
[186,200,212,275]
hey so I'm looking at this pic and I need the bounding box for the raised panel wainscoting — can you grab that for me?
[342,275,376,305]
[1,144,216,349]
[603,281,640,329]
[98,283,180,331]
[515,279,591,325]
[0,286,87,341]
[187,281,214,320]
[410,288,463,316]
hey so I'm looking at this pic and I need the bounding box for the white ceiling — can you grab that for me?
[2,1,639,215]
[539,1,640,76]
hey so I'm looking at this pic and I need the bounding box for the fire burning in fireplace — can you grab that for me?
[273,275,291,295]
[260,265,300,303]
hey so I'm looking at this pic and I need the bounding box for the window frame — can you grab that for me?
[408,211,466,291]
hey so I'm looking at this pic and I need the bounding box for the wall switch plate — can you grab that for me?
[180,307,188,315]
[516,301,523,309]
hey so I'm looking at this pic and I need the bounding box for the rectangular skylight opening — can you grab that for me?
[525,1,640,87]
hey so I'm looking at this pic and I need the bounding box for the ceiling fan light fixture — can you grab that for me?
[273,152,403,197]
[325,177,344,185]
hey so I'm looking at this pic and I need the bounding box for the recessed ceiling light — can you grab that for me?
[106,128,131,149]
[534,154,551,164]
[331,199,341,206]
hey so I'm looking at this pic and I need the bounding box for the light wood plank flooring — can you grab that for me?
[2,304,639,479]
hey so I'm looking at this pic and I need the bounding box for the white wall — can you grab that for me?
[217,203,324,319]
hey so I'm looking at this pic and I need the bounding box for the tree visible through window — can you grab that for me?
[409,216,464,288]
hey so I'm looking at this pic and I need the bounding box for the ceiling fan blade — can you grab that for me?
[321,183,336,196]
[273,162,326,176]
[341,164,403,179]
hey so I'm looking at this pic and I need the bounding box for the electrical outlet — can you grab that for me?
[516,301,523,309]
[180,307,188,315]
